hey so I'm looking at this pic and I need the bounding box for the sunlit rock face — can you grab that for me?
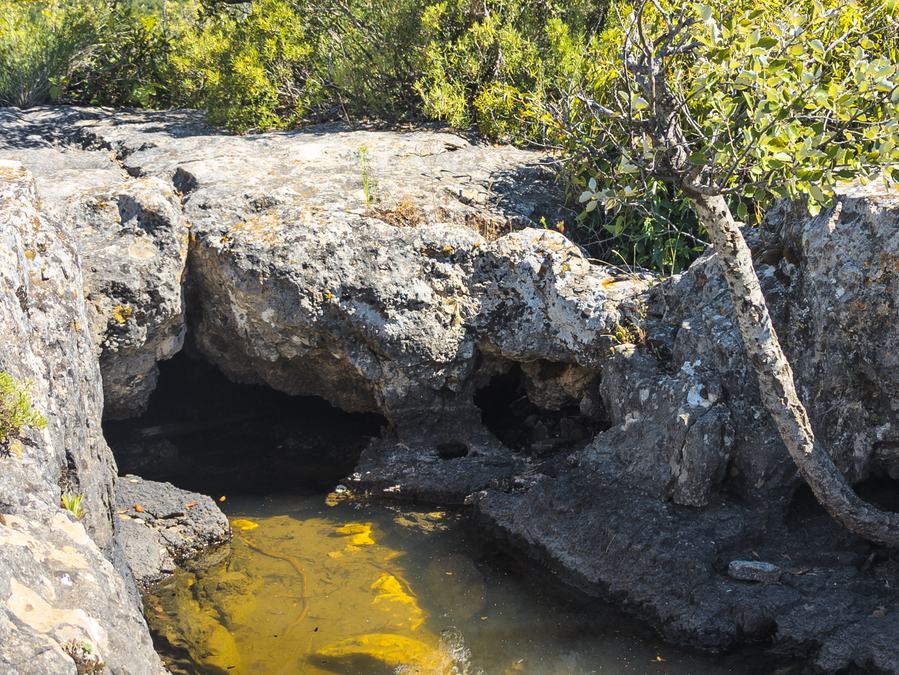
[0,162,163,674]
[0,513,164,675]
[0,161,115,547]
[0,114,189,420]
[3,107,899,674]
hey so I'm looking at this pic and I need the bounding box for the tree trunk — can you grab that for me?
[688,191,899,547]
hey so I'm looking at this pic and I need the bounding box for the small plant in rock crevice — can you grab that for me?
[62,639,105,675]
[61,492,86,520]
[0,371,46,451]
[358,145,378,209]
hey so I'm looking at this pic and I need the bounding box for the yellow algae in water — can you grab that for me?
[231,518,259,531]
[149,571,243,672]
[371,573,424,630]
[335,521,375,549]
[394,511,448,533]
[315,633,451,674]
[146,511,449,675]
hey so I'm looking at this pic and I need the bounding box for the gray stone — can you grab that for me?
[4,108,899,675]
[0,513,164,675]
[0,161,163,674]
[0,112,189,420]
[727,560,782,583]
[114,475,230,587]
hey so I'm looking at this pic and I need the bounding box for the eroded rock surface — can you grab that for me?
[115,475,230,586]
[0,162,163,674]
[3,107,899,673]
[0,110,188,419]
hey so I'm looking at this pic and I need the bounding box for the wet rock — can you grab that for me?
[114,475,230,586]
[727,560,782,583]
[475,468,899,672]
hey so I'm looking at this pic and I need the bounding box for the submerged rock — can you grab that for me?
[727,560,782,583]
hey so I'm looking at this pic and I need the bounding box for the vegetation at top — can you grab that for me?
[1,0,896,272]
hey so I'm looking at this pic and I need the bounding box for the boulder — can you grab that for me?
[0,109,189,420]
[0,513,164,675]
[114,476,230,586]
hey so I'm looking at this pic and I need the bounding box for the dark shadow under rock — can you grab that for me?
[104,352,386,495]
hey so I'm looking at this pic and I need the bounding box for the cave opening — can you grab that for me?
[103,352,386,495]
[473,362,604,456]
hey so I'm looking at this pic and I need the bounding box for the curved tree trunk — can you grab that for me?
[689,191,899,547]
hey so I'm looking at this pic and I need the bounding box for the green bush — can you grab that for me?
[557,0,899,273]
[0,0,102,107]
[61,492,86,519]
[170,0,312,131]
[0,372,46,447]
[416,1,603,143]
[63,4,179,108]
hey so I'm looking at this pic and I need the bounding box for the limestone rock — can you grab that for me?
[114,475,231,586]
[727,560,782,583]
[0,161,163,674]
[0,160,115,546]
[0,513,164,675]
[70,178,188,419]
[0,109,189,419]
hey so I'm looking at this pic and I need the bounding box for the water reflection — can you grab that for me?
[145,493,757,675]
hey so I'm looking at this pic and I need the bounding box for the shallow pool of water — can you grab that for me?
[144,492,768,674]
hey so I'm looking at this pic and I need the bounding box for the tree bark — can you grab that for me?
[688,191,899,547]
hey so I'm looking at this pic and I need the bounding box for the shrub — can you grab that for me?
[0,0,102,107]
[558,0,899,273]
[0,372,46,447]
[170,0,313,131]
[63,4,179,108]
[416,1,603,143]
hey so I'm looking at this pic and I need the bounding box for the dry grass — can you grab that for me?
[371,196,426,227]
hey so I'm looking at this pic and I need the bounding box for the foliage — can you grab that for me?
[62,639,105,674]
[63,3,180,108]
[573,0,899,270]
[61,492,86,519]
[0,372,46,447]
[416,0,603,142]
[0,0,102,107]
[4,0,894,272]
[170,0,312,131]
[295,0,430,120]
